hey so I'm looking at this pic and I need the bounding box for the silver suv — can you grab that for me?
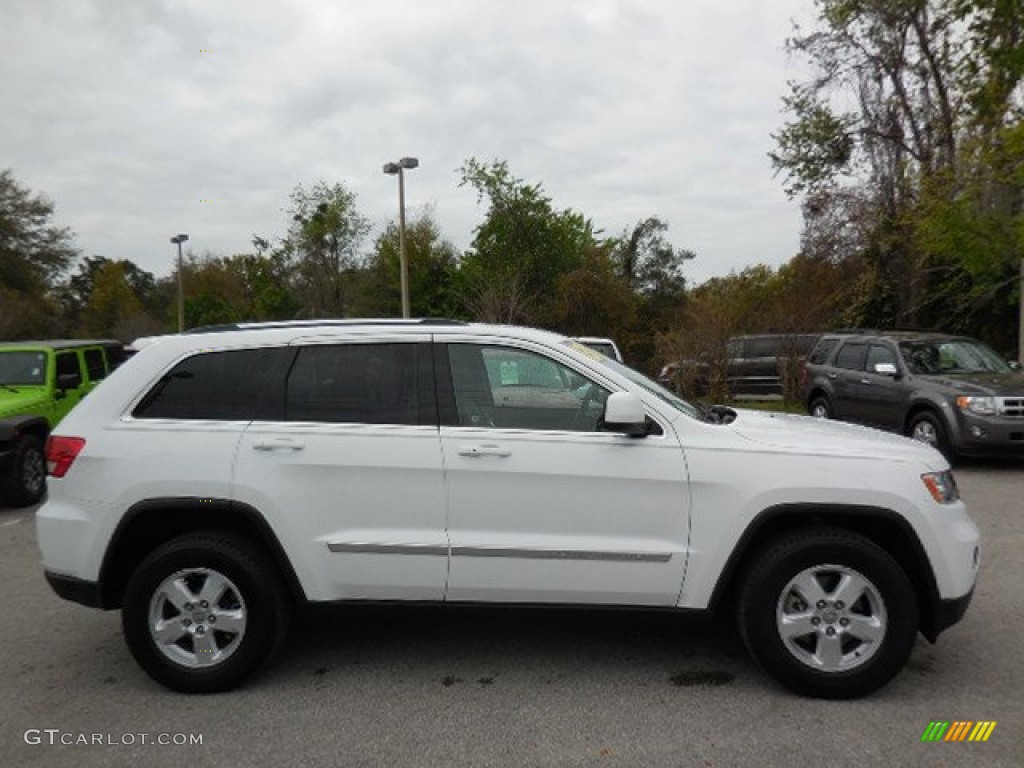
[38,321,979,697]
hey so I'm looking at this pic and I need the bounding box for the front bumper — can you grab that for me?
[951,411,1024,456]
[921,587,974,643]
[44,570,105,609]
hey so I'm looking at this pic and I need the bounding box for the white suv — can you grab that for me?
[38,320,979,697]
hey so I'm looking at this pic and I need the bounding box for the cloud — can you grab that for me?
[1,0,811,285]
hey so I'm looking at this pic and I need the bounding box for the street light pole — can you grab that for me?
[382,157,419,319]
[170,234,189,332]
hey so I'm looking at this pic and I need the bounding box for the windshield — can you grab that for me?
[0,351,48,386]
[581,341,616,358]
[899,339,1011,375]
[562,341,702,419]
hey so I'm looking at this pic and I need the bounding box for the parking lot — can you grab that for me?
[2,463,1021,768]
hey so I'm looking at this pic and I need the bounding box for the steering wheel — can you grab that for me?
[572,383,606,430]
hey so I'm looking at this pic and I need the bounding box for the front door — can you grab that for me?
[438,340,690,606]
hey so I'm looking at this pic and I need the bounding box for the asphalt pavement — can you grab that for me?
[1,463,1021,767]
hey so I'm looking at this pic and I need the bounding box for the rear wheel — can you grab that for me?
[122,533,290,693]
[808,395,832,419]
[737,528,918,699]
[3,435,46,507]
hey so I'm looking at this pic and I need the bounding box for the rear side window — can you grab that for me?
[133,348,288,420]
[807,338,839,365]
[834,343,867,371]
[743,338,779,358]
[285,343,434,426]
[83,348,107,381]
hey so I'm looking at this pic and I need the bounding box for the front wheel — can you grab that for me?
[122,533,290,693]
[737,528,918,699]
[907,411,951,458]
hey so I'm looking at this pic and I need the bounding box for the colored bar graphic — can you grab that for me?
[968,722,997,742]
[945,721,972,741]
[921,722,949,742]
[921,720,996,743]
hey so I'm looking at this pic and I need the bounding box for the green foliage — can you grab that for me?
[180,252,300,328]
[355,210,464,319]
[279,181,371,317]
[458,158,598,325]
[773,0,1023,351]
[0,169,77,338]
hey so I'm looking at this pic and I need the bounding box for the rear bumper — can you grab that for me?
[44,570,105,609]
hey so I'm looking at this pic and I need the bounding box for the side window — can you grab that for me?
[834,343,867,371]
[745,337,778,358]
[55,352,82,387]
[866,345,897,373]
[133,348,288,420]
[285,343,431,426]
[808,338,839,365]
[83,348,107,381]
[448,344,609,432]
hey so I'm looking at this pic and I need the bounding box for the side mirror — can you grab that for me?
[873,362,899,376]
[602,392,648,437]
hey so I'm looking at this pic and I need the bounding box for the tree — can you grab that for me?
[611,217,695,371]
[78,260,156,339]
[0,169,77,338]
[459,158,598,325]
[59,255,162,335]
[771,0,1023,349]
[355,210,464,319]
[279,181,371,317]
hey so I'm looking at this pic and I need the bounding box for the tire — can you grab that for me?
[737,528,918,699]
[907,411,951,458]
[3,435,46,508]
[122,532,290,693]
[808,395,832,419]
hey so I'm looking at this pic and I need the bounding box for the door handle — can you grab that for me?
[457,444,511,458]
[860,378,871,385]
[827,373,838,380]
[252,438,305,451]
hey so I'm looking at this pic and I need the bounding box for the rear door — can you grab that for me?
[233,336,449,602]
[829,342,867,421]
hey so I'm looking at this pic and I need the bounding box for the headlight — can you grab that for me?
[922,470,959,504]
[956,396,996,415]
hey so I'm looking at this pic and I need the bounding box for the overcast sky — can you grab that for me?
[2,0,815,286]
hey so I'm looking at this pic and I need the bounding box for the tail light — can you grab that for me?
[799,366,809,387]
[46,436,86,478]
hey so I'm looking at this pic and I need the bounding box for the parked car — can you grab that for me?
[660,333,820,399]
[38,320,977,698]
[801,330,1024,457]
[0,339,126,506]
[571,336,623,363]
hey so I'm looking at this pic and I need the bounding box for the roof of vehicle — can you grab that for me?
[133,320,572,352]
[0,339,122,351]
[819,330,974,343]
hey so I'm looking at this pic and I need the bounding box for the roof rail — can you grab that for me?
[185,318,468,334]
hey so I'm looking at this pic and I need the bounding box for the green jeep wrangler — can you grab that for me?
[0,340,126,507]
